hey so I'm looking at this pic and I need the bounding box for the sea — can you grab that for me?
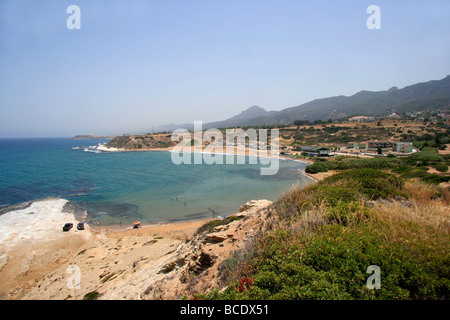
[0,138,313,226]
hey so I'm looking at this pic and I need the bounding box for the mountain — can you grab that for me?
[153,75,450,132]
[236,75,450,126]
[202,105,277,129]
[153,105,275,132]
[224,105,272,121]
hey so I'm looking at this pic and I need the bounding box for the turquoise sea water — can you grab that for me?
[0,138,312,225]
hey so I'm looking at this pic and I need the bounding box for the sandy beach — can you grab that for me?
[0,195,276,300]
[0,197,213,300]
[96,143,315,175]
[0,199,91,298]
[97,143,313,162]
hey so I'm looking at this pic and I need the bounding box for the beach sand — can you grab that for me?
[17,199,273,300]
[0,199,91,298]
[304,170,338,182]
[0,196,276,300]
[97,143,310,161]
[0,198,212,300]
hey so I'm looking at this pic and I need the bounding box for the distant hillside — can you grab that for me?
[221,105,272,122]
[106,134,175,150]
[152,75,450,132]
[237,75,450,125]
[203,105,277,129]
[66,135,116,140]
[153,105,275,132]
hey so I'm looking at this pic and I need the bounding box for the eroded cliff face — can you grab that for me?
[18,200,274,300]
[139,200,274,300]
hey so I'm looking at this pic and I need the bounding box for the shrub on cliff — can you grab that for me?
[434,163,448,172]
[305,157,402,174]
[305,162,328,174]
[323,168,406,200]
[210,221,449,300]
[199,169,449,300]
[196,215,242,235]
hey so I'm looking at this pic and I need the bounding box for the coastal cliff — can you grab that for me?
[106,134,176,150]
[5,199,273,300]
[67,135,116,140]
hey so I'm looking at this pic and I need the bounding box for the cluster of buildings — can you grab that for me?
[296,140,414,158]
[208,141,271,150]
[404,109,449,122]
[346,141,414,153]
[300,146,333,157]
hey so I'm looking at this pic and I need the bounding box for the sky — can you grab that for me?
[0,0,449,137]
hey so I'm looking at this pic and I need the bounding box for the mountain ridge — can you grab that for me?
[152,75,450,132]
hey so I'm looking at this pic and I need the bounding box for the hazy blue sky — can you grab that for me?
[0,0,449,137]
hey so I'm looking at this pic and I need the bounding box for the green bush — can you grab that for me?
[434,163,448,173]
[334,155,347,161]
[392,165,449,184]
[323,201,372,226]
[83,291,101,300]
[323,169,406,200]
[393,166,429,179]
[305,162,328,174]
[203,223,449,300]
[421,174,450,185]
[196,168,449,301]
[196,215,242,235]
[326,157,401,170]
[315,185,359,206]
[305,157,402,173]
[402,148,444,166]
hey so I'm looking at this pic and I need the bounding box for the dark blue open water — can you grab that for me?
[0,138,312,225]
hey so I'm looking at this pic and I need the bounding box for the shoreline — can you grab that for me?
[96,143,315,167]
[0,197,269,300]
[0,197,214,235]
[0,148,316,231]
[91,215,215,235]
[0,153,323,300]
[13,199,274,300]
[0,197,212,299]
[92,142,338,183]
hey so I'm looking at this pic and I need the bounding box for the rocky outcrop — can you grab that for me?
[67,135,116,140]
[17,199,273,300]
[106,134,176,150]
[137,199,274,300]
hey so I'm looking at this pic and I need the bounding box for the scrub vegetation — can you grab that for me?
[197,168,450,300]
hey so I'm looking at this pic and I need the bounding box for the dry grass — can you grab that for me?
[290,208,328,237]
[372,200,450,235]
[273,178,450,244]
[403,179,450,204]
